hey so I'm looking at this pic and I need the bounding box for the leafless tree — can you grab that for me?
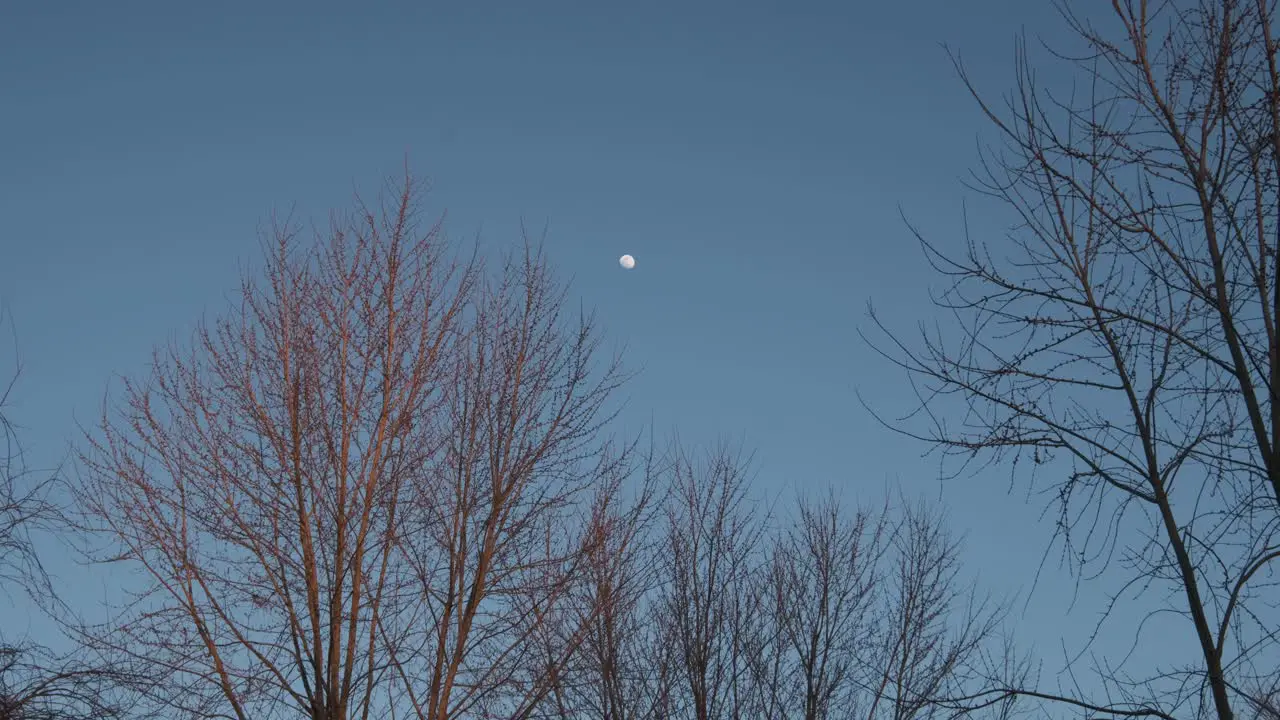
[0,642,133,720]
[538,451,667,720]
[75,171,641,720]
[751,492,889,720]
[754,493,1002,720]
[867,1,1280,719]
[865,499,1002,720]
[0,312,57,608]
[654,440,765,720]
[527,430,1006,720]
[0,310,131,720]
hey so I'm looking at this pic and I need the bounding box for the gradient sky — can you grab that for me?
[1,0,1193,707]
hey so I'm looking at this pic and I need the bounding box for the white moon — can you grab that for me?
[619,254,636,270]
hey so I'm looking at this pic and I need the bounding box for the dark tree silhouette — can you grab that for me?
[548,438,1007,720]
[868,1,1280,718]
[0,310,130,720]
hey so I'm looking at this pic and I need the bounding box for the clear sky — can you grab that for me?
[0,0,1189,706]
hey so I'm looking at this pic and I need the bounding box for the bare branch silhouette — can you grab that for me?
[0,309,132,719]
[866,2,1280,718]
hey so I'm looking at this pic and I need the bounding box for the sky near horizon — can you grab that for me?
[0,0,1192,704]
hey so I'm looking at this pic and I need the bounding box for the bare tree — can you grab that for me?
[0,312,57,608]
[538,445,667,720]
[752,492,888,720]
[75,172,640,720]
[753,493,1001,720]
[375,230,636,720]
[0,311,131,720]
[867,1,1280,719]
[655,440,764,720]
[865,499,1002,720]
[0,642,132,720]
[525,428,1006,720]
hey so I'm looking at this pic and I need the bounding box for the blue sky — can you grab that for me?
[0,0,1189,704]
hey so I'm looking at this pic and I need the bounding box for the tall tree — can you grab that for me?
[76,172,639,720]
[869,1,1280,718]
[655,441,764,720]
[540,449,666,720]
[754,494,1001,720]
[753,492,888,720]
[609,442,1002,720]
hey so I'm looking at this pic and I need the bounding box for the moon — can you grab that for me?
[619,254,636,270]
